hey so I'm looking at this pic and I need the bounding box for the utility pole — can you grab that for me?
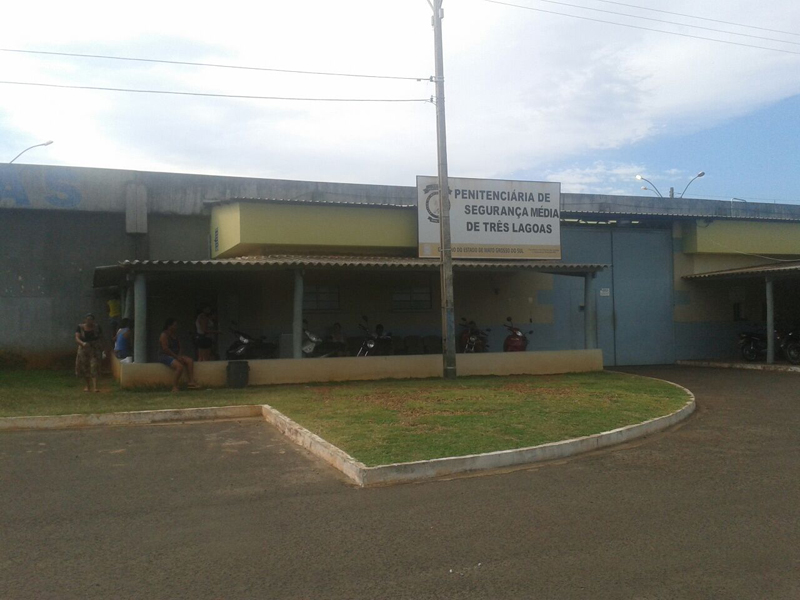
[430,0,457,378]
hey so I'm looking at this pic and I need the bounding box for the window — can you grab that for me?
[392,286,432,311]
[304,285,340,311]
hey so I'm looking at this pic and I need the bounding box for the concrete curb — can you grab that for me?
[261,405,367,485]
[0,405,264,431]
[1,378,694,487]
[677,360,800,374]
[262,376,696,487]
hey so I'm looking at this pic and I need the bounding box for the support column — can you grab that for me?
[133,273,147,363]
[292,270,304,359]
[766,276,775,364]
[123,284,134,319]
[584,272,598,350]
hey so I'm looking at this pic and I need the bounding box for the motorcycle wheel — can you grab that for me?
[741,342,759,362]
[785,343,800,365]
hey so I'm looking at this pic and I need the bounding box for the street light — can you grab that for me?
[678,171,705,198]
[636,171,706,198]
[9,140,53,164]
[635,174,663,198]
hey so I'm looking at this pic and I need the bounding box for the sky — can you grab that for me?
[1,0,799,203]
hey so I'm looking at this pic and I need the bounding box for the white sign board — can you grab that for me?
[417,176,561,260]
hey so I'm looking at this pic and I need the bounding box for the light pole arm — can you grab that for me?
[638,176,663,198]
[9,141,53,164]
[679,175,700,198]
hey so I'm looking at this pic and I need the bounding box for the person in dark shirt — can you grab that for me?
[158,318,200,392]
[75,313,103,392]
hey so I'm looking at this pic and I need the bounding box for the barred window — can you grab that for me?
[392,286,432,311]
[304,285,340,311]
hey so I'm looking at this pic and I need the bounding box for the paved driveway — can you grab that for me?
[1,366,798,599]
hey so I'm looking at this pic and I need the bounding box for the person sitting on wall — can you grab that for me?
[194,306,218,362]
[75,313,103,392]
[158,318,200,392]
[326,322,348,357]
[114,318,133,363]
[208,309,220,360]
[374,324,393,356]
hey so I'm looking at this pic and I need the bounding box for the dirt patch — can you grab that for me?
[501,383,578,397]
[398,406,491,419]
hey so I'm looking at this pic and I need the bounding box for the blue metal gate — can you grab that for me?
[558,228,616,366]
[611,229,675,365]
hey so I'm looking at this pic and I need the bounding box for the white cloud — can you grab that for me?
[0,0,798,189]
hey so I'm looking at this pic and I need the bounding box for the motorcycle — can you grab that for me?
[226,324,277,360]
[503,317,532,352]
[459,317,489,353]
[302,321,347,358]
[357,316,393,357]
[739,328,800,364]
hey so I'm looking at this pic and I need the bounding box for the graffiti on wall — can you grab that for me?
[0,167,83,209]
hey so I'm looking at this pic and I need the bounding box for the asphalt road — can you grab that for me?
[1,366,798,599]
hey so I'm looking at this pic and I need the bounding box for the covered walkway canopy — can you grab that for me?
[94,255,607,363]
[685,260,800,363]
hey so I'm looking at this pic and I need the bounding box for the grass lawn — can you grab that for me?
[0,369,688,466]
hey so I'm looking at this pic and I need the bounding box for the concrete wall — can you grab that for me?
[149,214,210,260]
[0,210,133,365]
[0,209,210,364]
[4,163,799,221]
[116,349,603,388]
[0,163,415,215]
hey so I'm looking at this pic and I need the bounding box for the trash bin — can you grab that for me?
[226,360,249,388]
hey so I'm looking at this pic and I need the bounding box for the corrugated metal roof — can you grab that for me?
[93,255,606,287]
[684,260,800,280]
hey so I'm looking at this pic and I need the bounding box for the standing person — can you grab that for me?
[107,294,121,340]
[75,313,103,392]
[194,306,218,362]
[208,309,220,360]
[158,318,200,392]
[114,318,133,362]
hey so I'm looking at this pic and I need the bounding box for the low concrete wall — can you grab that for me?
[118,361,228,388]
[248,355,441,386]
[117,349,603,389]
[458,349,602,376]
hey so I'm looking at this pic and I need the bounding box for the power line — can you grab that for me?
[0,48,431,82]
[482,0,800,56]
[586,0,800,38]
[527,0,800,46]
[0,80,433,102]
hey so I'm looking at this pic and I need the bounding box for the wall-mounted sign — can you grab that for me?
[600,288,611,297]
[417,176,561,260]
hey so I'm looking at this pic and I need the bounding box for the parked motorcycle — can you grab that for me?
[503,317,532,352]
[739,328,800,364]
[459,317,489,353]
[226,324,277,360]
[302,321,347,358]
[357,316,393,357]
